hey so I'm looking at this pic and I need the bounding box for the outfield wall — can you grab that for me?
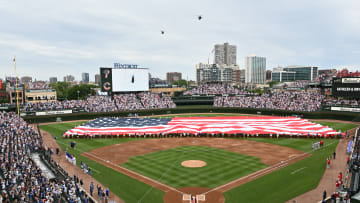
[23,106,360,123]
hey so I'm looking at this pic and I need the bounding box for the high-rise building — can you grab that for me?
[21,76,32,84]
[272,71,296,82]
[232,69,241,84]
[166,72,182,84]
[266,70,272,81]
[283,66,318,81]
[245,55,266,84]
[240,69,245,83]
[95,74,101,85]
[196,63,239,84]
[214,42,237,65]
[63,75,75,82]
[82,72,89,83]
[49,77,57,83]
[271,66,319,82]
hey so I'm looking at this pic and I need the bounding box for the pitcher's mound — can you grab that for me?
[181,160,207,168]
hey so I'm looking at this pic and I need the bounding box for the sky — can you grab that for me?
[0,0,359,81]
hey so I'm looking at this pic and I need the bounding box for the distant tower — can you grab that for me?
[214,42,237,65]
[245,55,266,84]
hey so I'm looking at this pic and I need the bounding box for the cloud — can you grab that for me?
[0,0,359,81]
[0,36,95,58]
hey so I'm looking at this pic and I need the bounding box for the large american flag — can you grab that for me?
[64,116,342,137]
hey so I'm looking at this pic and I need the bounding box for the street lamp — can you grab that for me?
[77,90,80,100]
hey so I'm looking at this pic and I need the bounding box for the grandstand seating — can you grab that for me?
[0,112,93,202]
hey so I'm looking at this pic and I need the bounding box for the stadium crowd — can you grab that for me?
[22,92,176,112]
[138,92,176,109]
[183,83,250,95]
[214,91,324,112]
[85,96,117,112]
[23,100,86,111]
[0,112,87,202]
[114,94,144,111]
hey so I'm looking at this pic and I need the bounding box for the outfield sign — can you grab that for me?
[331,106,360,113]
[114,63,138,69]
[35,109,72,116]
[342,78,360,83]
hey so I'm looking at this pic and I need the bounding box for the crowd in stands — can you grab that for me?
[214,91,324,112]
[138,92,176,109]
[85,96,117,112]
[323,99,360,107]
[183,83,250,96]
[114,94,144,111]
[23,100,86,111]
[22,92,176,112]
[316,71,337,84]
[0,112,85,202]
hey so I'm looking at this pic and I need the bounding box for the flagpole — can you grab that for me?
[14,56,20,116]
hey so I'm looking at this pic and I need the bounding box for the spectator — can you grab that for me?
[183,83,250,96]
[23,92,176,113]
[215,91,324,112]
[0,111,84,202]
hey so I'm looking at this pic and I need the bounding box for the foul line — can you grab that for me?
[202,141,337,195]
[291,167,307,175]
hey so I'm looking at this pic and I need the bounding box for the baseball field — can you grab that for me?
[39,114,358,203]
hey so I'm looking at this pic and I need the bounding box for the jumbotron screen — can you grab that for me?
[100,67,149,92]
[332,77,360,99]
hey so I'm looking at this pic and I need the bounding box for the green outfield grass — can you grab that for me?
[313,121,357,133]
[40,117,358,203]
[122,145,267,188]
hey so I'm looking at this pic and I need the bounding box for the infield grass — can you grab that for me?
[122,145,267,188]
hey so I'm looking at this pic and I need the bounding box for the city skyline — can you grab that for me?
[0,0,360,81]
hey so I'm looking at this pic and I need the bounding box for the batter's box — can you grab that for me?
[183,194,191,201]
[197,194,205,201]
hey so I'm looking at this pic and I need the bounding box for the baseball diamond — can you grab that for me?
[38,114,358,203]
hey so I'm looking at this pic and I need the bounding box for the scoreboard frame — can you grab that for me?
[332,77,360,99]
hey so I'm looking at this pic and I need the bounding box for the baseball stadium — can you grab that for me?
[1,66,359,203]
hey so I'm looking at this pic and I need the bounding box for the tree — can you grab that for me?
[172,79,188,88]
[50,82,70,100]
[267,81,279,88]
[50,82,96,100]
[66,84,96,100]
